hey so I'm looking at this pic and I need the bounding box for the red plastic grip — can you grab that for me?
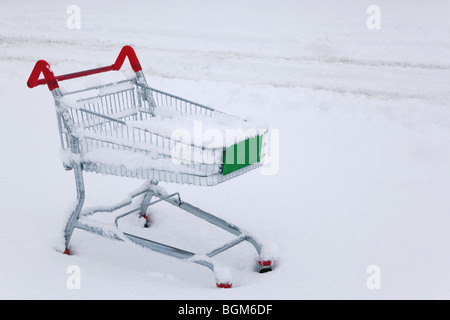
[113,45,142,73]
[27,60,59,91]
[27,45,142,91]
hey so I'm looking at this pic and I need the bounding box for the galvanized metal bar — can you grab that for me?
[124,233,194,260]
[164,197,243,237]
[75,221,125,242]
[136,83,215,112]
[206,234,248,258]
[81,188,148,217]
[63,162,85,250]
[114,207,141,226]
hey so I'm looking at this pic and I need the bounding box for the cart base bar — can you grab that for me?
[63,173,275,288]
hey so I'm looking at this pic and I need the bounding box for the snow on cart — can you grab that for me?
[27,45,276,288]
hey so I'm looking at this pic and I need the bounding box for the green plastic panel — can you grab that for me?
[222,135,262,175]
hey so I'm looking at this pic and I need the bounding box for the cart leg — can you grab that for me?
[63,163,85,254]
[139,182,158,227]
[244,235,276,273]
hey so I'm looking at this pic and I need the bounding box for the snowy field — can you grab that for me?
[1,0,450,299]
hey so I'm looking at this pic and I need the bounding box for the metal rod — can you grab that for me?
[207,235,248,258]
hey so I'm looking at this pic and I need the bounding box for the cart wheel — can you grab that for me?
[257,260,273,273]
[143,215,150,228]
[216,282,232,289]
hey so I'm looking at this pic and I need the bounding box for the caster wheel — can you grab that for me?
[140,214,150,228]
[257,260,274,273]
[143,215,150,228]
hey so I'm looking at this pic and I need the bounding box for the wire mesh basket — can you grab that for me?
[56,78,267,186]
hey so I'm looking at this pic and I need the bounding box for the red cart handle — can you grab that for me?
[27,45,142,91]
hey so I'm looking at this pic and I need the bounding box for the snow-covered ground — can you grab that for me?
[1,0,450,299]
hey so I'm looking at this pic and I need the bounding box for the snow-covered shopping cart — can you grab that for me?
[27,46,276,288]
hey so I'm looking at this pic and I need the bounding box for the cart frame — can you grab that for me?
[27,46,275,288]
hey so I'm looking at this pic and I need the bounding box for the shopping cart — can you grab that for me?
[27,46,275,288]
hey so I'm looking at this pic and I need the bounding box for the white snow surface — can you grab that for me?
[1,0,450,299]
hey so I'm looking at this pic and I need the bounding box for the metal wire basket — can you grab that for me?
[57,78,267,186]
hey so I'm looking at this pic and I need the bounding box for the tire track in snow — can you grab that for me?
[3,34,449,105]
[139,47,450,105]
[5,33,448,72]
